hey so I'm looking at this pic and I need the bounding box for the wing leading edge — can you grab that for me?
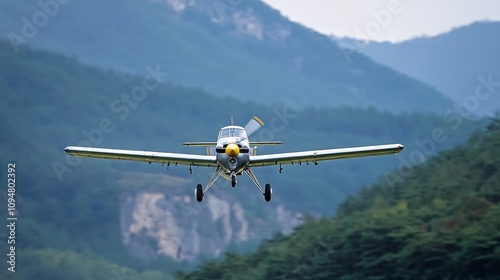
[249,144,404,167]
[64,146,217,167]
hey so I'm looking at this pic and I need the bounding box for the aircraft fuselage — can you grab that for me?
[215,126,251,177]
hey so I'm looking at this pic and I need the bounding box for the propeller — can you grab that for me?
[244,116,264,136]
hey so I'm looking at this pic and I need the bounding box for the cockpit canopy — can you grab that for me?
[218,127,247,139]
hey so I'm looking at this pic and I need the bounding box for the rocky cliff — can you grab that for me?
[118,172,301,261]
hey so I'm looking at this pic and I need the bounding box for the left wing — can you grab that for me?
[64,146,217,167]
[249,144,404,167]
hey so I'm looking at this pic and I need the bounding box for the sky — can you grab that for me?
[261,0,500,42]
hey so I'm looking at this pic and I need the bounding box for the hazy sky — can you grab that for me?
[261,0,500,42]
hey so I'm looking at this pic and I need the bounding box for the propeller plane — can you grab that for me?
[65,116,404,202]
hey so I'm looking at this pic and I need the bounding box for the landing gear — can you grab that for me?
[231,172,237,188]
[244,168,272,202]
[264,183,272,202]
[194,166,223,203]
[195,184,204,202]
[194,166,273,203]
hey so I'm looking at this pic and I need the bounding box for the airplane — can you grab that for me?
[64,116,404,203]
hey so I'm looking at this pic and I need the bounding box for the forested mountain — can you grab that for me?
[0,40,483,279]
[0,0,451,113]
[177,123,500,280]
[336,21,500,115]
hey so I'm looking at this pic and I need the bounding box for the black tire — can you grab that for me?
[231,175,237,188]
[264,183,272,202]
[195,184,203,202]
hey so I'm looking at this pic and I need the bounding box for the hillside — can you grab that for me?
[0,41,483,279]
[176,123,500,280]
[0,0,451,113]
[337,21,500,115]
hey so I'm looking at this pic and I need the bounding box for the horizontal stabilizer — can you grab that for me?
[183,142,217,147]
[249,141,283,146]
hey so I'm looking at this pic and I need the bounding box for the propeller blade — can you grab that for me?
[244,116,264,136]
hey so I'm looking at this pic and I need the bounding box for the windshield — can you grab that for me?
[218,128,246,138]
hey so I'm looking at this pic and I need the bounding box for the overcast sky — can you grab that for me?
[261,0,500,42]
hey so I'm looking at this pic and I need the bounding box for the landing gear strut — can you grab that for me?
[231,172,237,188]
[244,168,272,202]
[194,166,223,203]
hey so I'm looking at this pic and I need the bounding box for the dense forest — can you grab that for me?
[0,41,491,279]
[177,122,500,280]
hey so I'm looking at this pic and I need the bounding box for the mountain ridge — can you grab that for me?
[334,21,500,115]
[0,0,451,113]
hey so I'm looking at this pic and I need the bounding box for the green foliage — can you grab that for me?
[177,128,500,280]
[1,248,167,280]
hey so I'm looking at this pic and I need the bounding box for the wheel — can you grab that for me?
[195,184,203,202]
[231,174,237,188]
[264,183,272,202]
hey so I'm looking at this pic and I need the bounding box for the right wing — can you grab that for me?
[249,144,404,167]
[64,146,217,167]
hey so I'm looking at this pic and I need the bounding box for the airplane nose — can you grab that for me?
[225,143,240,157]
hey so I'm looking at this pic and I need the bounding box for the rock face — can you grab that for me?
[151,0,292,42]
[118,172,301,261]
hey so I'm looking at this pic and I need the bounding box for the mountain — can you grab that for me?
[0,0,451,113]
[335,21,500,115]
[0,41,483,279]
[176,123,500,280]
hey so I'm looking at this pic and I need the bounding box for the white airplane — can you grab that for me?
[65,116,404,202]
